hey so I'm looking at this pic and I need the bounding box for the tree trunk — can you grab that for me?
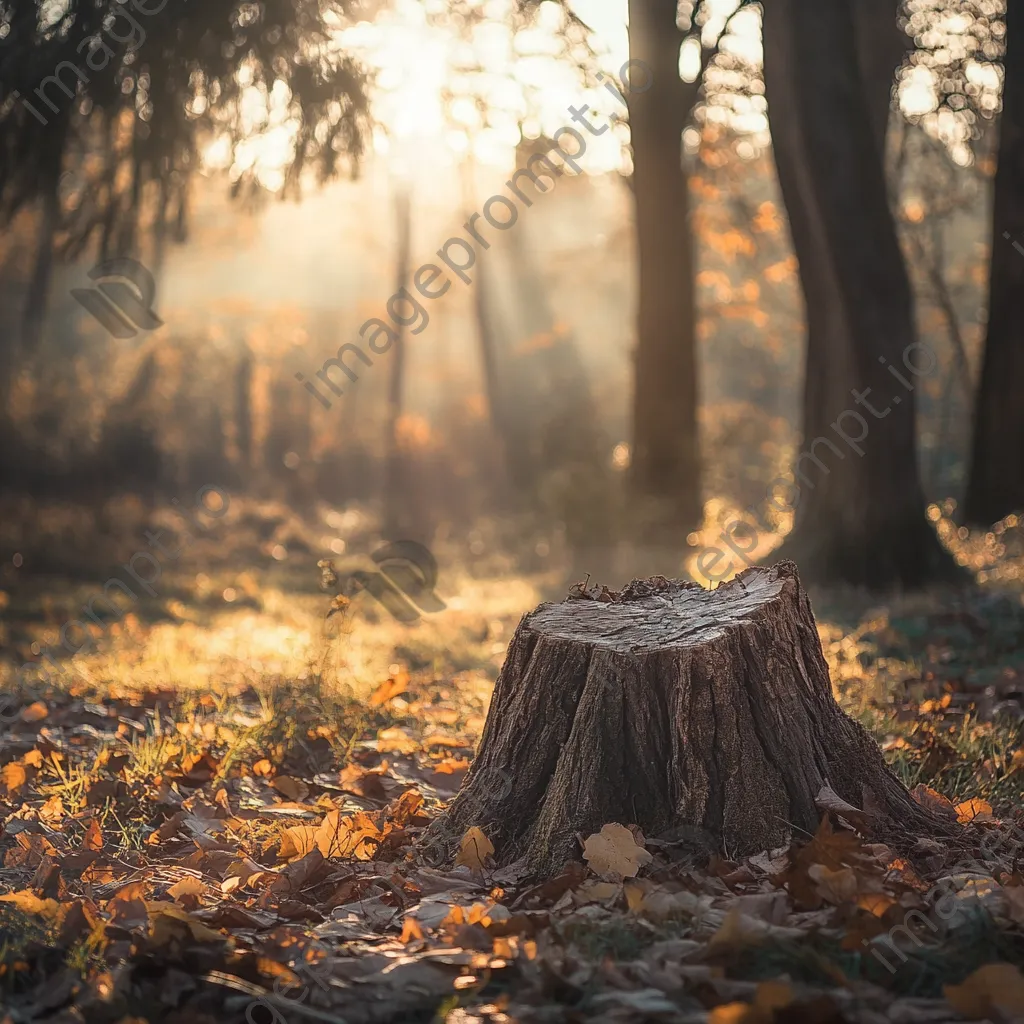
[964,2,1024,526]
[763,0,955,586]
[627,0,701,545]
[383,184,411,537]
[424,562,958,876]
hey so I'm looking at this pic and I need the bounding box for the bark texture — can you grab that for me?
[763,0,954,586]
[425,562,957,876]
[964,0,1024,526]
[627,0,701,543]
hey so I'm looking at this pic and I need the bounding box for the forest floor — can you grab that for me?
[2,500,1024,1023]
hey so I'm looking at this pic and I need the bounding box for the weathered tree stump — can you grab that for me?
[425,562,959,875]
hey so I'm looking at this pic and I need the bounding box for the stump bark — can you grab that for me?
[425,562,959,875]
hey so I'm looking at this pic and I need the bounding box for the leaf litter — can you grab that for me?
[2,584,1024,1021]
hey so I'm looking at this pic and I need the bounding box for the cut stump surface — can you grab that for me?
[425,562,959,875]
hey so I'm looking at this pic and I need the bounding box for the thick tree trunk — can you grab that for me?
[424,562,958,877]
[964,3,1024,526]
[763,0,954,586]
[627,0,701,544]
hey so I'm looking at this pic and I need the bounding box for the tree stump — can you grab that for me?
[424,562,959,876]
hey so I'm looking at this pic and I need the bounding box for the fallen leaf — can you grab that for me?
[370,674,409,707]
[82,819,103,852]
[911,784,958,820]
[0,890,62,920]
[815,784,873,829]
[271,776,310,803]
[808,863,858,904]
[1,762,28,797]
[455,827,494,871]
[944,962,1024,1017]
[954,798,994,824]
[583,823,652,881]
[21,701,48,723]
[166,875,213,905]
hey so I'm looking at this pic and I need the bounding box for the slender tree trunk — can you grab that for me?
[763,0,955,586]
[21,187,59,355]
[235,343,254,474]
[964,3,1024,526]
[383,184,411,536]
[627,0,701,544]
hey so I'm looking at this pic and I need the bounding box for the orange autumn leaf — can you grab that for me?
[1,762,28,797]
[21,701,48,723]
[82,819,103,852]
[954,798,994,824]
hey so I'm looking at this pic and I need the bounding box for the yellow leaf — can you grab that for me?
[944,963,1024,1017]
[582,823,652,881]
[623,882,645,912]
[455,826,494,871]
[0,891,61,920]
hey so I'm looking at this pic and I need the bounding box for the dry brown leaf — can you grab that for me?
[582,823,652,881]
[910,784,958,820]
[455,826,494,871]
[271,776,310,803]
[82,819,103,852]
[944,962,1024,1017]
[339,763,388,801]
[147,902,225,945]
[1003,884,1024,925]
[808,863,858,904]
[166,876,212,904]
[815,784,873,828]
[252,759,273,777]
[278,825,319,861]
[754,980,794,1011]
